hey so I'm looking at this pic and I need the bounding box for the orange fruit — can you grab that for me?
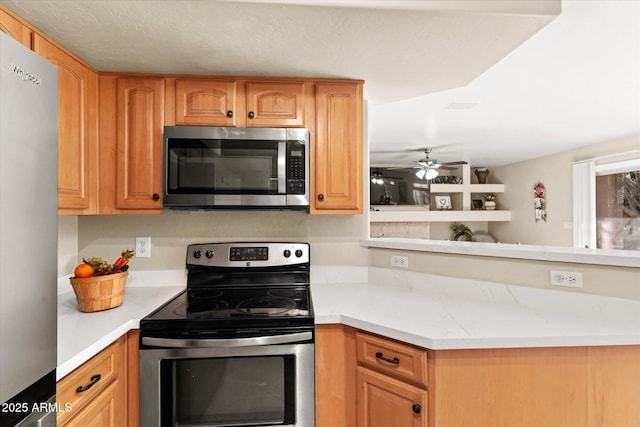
[74,263,94,278]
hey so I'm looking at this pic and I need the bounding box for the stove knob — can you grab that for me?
[193,250,202,259]
[205,250,214,259]
[283,249,291,258]
[295,249,303,258]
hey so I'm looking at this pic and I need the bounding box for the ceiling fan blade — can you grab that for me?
[439,161,468,166]
[386,166,421,170]
[437,166,459,170]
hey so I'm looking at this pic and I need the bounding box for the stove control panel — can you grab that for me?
[186,242,309,267]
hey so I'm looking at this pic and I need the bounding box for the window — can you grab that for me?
[573,157,640,250]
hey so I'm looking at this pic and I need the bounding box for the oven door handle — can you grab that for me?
[141,332,313,348]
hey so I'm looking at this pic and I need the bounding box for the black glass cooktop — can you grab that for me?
[140,286,314,338]
[150,287,311,320]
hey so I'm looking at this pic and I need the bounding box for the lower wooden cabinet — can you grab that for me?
[357,366,427,427]
[57,336,126,426]
[316,325,640,427]
[57,331,140,426]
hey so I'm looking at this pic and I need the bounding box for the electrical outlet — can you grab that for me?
[391,255,409,268]
[136,237,151,258]
[550,270,582,288]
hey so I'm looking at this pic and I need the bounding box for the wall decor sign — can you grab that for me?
[435,195,452,209]
[534,182,546,221]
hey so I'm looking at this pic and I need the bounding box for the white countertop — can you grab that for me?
[57,267,640,379]
[312,267,640,350]
[57,270,186,380]
[361,237,640,267]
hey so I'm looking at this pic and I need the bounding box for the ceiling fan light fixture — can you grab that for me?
[416,168,438,180]
[371,169,385,185]
[425,168,439,180]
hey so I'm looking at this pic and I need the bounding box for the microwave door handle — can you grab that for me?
[141,332,312,348]
[278,141,286,194]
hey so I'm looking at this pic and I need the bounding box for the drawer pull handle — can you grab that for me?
[76,374,101,393]
[375,352,399,365]
[412,403,421,414]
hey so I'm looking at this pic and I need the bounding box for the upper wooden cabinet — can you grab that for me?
[245,81,305,127]
[0,6,31,48]
[313,82,363,214]
[172,79,306,127]
[174,79,237,126]
[115,76,164,211]
[98,75,164,214]
[33,34,98,214]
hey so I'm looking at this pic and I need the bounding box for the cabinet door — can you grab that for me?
[357,366,427,427]
[115,77,164,210]
[313,83,363,213]
[34,34,98,214]
[175,79,237,126]
[61,380,125,427]
[0,7,31,48]
[245,81,305,127]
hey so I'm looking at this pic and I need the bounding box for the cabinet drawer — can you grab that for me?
[356,332,427,387]
[57,337,124,425]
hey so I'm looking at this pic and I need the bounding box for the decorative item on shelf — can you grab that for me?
[534,182,546,222]
[432,175,463,184]
[474,168,490,184]
[451,223,472,241]
[484,193,496,210]
[434,195,452,209]
[472,199,484,210]
[69,249,134,312]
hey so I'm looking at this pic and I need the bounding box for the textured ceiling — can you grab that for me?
[7,1,632,168]
[0,0,557,105]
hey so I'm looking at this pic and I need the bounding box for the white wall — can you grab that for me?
[63,211,369,275]
[490,133,640,246]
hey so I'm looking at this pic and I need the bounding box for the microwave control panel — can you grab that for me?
[287,141,306,195]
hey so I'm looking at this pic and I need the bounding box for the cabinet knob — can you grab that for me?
[412,404,421,414]
[226,110,233,118]
[248,111,255,119]
[152,193,160,201]
[317,194,324,201]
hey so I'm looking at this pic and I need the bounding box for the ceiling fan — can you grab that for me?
[388,148,467,180]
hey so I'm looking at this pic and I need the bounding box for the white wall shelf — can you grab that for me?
[370,164,511,222]
[370,206,511,223]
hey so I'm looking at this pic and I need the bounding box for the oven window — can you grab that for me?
[163,355,295,426]
[166,139,280,195]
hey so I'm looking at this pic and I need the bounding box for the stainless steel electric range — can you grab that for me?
[139,242,314,427]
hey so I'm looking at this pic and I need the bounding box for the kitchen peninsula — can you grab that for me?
[58,266,640,427]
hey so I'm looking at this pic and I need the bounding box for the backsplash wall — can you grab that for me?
[65,210,368,275]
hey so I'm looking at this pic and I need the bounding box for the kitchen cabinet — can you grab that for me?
[170,78,306,127]
[57,336,126,427]
[126,330,140,427]
[98,74,164,214]
[355,331,428,427]
[313,82,364,214]
[0,6,31,48]
[33,34,99,215]
[317,325,640,427]
[315,324,357,427]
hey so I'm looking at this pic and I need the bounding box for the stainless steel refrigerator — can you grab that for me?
[0,32,58,426]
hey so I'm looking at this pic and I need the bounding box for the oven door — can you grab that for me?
[140,334,315,427]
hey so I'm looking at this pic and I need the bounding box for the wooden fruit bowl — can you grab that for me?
[69,271,128,313]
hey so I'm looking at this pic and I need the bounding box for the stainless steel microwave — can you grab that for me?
[163,126,309,210]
